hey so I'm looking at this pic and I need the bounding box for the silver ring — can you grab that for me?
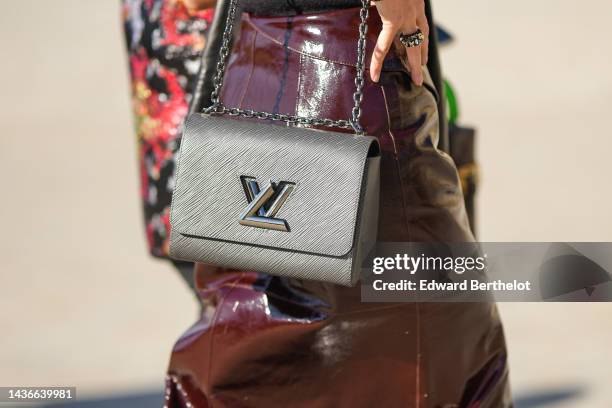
[399,29,425,48]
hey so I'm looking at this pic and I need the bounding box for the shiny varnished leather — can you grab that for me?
[240,0,361,16]
[190,0,449,154]
[166,6,512,408]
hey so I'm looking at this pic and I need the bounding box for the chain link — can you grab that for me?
[203,0,370,134]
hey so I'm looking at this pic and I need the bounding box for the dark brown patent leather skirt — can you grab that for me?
[165,7,512,408]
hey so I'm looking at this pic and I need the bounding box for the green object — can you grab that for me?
[444,80,460,125]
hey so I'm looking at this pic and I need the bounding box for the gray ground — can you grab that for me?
[1,1,610,407]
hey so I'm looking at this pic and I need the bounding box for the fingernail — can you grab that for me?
[372,71,380,83]
[413,72,423,86]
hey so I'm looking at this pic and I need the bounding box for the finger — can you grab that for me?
[406,43,423,86]
[417,16,430,65]
[370,24,397,83]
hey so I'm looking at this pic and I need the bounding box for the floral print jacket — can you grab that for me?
[122,0,213,257]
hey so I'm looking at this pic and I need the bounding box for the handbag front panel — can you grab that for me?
[170,114,378,258]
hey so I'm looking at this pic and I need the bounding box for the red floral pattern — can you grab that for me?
[123,0,213,257]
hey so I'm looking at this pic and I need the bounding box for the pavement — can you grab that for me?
[1,1,610,407]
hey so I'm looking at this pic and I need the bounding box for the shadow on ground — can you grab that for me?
[42,385,585,407]
[514,385,586,407]
[43,391,164,408]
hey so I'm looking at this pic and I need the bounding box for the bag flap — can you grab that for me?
[170,114,378,257]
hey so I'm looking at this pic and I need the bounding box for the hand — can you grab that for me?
[369,0,429,85]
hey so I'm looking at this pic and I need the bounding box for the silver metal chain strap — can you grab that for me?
[203,0,371,134]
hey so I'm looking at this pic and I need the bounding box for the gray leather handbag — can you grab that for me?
[169,0,380,286]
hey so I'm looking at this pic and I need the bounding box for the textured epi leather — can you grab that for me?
[169,114,380,286]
